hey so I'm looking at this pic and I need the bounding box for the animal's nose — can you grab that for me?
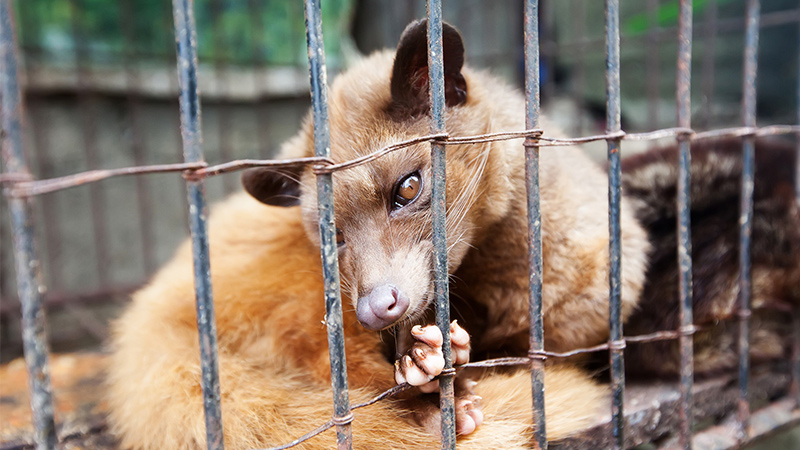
[356,284,410,330]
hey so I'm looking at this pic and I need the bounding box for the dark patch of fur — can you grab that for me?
[621,138,800,377]
[241,166,304,207]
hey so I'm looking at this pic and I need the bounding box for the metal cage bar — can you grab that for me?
[523,1,547,449]
[425,1,457,447]
[171,1,226,448]
[795,17,800,410]
[3,1,800,449]
[604,0,626,448]
[675,1,695,449]
[0,1,57,449]
[303,1,354,448]
[737,0,760,441]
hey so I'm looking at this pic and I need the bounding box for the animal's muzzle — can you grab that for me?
[356,284,410,330]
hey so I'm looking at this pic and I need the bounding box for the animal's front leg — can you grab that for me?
[394,321,483,435]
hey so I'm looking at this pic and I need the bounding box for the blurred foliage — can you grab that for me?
[623,0,737,35]
[15,0,353,67]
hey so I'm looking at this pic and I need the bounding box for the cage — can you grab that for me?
[1,0,800,449]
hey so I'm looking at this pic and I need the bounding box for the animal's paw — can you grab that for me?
[455,382,483,435]
[394,324,445,390]
[395,321,481,435]
[394,321,471,391]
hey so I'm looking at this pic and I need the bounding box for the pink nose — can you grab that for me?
[356,284,410,330]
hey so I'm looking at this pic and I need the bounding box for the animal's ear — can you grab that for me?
[390,19,467,116]
[241,166,303,207]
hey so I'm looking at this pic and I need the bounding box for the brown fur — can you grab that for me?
[622,138,800,376]
[107,196,605,449]
[273,51,649,358]
[108,21,651,449]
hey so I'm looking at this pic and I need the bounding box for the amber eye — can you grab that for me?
[336,228,345,247]
[393,172,422,210]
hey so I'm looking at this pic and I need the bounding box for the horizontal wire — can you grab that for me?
[252,326,703,450]
[3,124,799,198]
[2,123,797,448]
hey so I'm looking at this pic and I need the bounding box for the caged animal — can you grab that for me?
[621,138,800,377]
[107,20,651,449]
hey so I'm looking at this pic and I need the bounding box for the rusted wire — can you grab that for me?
[3,125,799,199]
[2,119,793,449]
[5,162,207,197]
[252,326,701,450]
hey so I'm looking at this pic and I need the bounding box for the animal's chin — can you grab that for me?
[405,292,435,325]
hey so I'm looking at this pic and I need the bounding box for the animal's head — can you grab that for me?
[242,20,516,331]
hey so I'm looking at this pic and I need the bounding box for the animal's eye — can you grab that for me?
[336,228,345,247]
[393,171,422,210]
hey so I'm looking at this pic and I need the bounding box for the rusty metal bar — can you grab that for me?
[171,1,225,448]
[425,1,457,447]
[302,0,353,448]
[604,1,625,448]
[675,1,694,448]
[793,13,800,410]
[161,0,191,232]
[738,0,764,440]
[737,0,760,441]
[524,0,547,448]
[793,310,800,408]
[0,1,57,448]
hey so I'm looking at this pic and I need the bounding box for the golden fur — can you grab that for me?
[108,21,650,449]
[107,196,604,449]
[277,50,649,355]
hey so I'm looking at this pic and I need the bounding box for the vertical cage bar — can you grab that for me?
[303,1,353,448]
[675,1,694,448]
[793,310,800,408]
[523,1,547,449]
[0,1,57,449]
[161,0,191,230]
[604,1,625,448]
[426,2,456,448]
[171,1,225,449]
[794,17,800,409]
[737,0,759,441]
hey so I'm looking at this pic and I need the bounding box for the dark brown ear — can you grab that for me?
[389,19,467,118]
[241,166,303,207]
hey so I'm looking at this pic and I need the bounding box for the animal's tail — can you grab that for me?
[620,138,800,376]
[107,308,603,450]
